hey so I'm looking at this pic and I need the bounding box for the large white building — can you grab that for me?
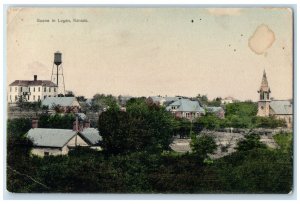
[8,75,57,103]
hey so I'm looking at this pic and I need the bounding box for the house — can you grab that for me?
[166,98,205,120]
[26,119,102,157]
[206,106,225,119]
[221,96,238,104]
[27,128,89,157]
[257,70,293,128]
[8,75,57,103]
[269,100,293,128]
[41,96,81,112]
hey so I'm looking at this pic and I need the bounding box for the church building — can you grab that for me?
[257,70,293,128]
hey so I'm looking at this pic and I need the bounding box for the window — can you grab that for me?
[28,95,30,100]
[15,96,17,101]
[38,95,40,101]
[10,87,12,92]
[15,87,17,92]
[10,95,11,101]
[261,106,264,110]
[33,87,35,92]
[44,87,46,92]
[33,95,35,101]
[29,87,30,92]
[54,88,56,92]
[38,87,40,92]
[20,87,23,92]
[44,96,46,99]
[44,152,49,156]
[49,87,51,92]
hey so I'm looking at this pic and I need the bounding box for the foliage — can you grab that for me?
[91,94,118,112]
[99,99,174,154]
[235,133,267,152]
[273,133,293,154]
[215,148,292,193]
[196,113,222,130]
[191,133,217,162]
[38,114,75,129]
[253,116,287,128]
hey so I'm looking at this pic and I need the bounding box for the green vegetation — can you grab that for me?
[99,99,174,154]
[6,100,293,193]
[38,114,76,129]
[197,102,286,130]
[235,133,267,152]
[191,133,217,162]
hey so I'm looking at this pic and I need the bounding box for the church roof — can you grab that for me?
[270,100,292,115]
[259,70,270,92]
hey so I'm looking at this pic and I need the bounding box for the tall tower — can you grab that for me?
[257,70,271,117]
[51,51,65,96]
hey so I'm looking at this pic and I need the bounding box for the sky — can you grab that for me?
[7,7,293,101]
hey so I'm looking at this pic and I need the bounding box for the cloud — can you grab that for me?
[206,8,242,16]
[248,24,276,55]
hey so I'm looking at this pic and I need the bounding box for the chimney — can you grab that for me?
[32,119,38,129]
[73,117,79,131]
[79,121,84,132]
[34,75,37,81]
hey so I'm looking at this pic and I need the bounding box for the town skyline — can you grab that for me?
[7,8,293,101]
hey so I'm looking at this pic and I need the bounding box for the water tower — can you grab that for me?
[51,51,66,96]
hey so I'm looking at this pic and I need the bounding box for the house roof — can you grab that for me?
[26,128,78,148]
[80,128,102,145]
[166,99,205,113]
[270,100,293,115]
[42,97,79,107]
[9,80,57,87]
[207,106,224,113]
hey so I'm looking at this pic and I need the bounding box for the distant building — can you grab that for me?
[166,98,205,120]
[41,96,81,112]
[221,96,238,104]
[8,75,57,103]
[26,119,102,157]
[206,106,225,119]
[257,70,293,128]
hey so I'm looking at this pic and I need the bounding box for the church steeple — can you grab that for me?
[257,70,271,117]
[258,69,271,100]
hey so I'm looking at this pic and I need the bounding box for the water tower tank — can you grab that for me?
[54,51,62,65]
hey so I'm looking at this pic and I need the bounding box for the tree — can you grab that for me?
[196,113,221,130]
[99,99,174,154]
[76,96,87,102]
[91,94,118,112]
[191,133,217,162]
[235,133,267,152]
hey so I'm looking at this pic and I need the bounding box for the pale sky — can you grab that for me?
[7,7,293,101]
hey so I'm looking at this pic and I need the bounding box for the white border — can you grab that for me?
[1,0,299,202]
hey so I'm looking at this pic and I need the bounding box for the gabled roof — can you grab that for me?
[42,97,79,107]
[270,100,293,115]
[166,99,205,113]
[80,128,102,145]
[207,106,224,113]
[27,128,78,148]
[9,80,57,87]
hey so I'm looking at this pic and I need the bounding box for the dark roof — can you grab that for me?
[9,80,57,87]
